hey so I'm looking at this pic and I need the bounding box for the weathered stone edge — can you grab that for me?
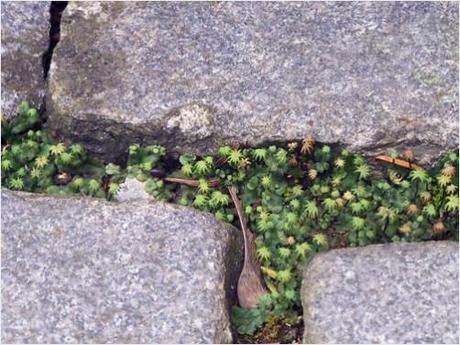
[1,189,244,343]
[300,241,459,343]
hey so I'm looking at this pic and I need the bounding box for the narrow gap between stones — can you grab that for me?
[42,1,68,80]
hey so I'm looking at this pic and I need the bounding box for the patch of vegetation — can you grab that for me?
[2,102,459,341]
[2,102,106,197]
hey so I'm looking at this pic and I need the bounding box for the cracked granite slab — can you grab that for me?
[1,1,50,118]
[1,189,243,343]
[47,2,458,163]
[301,241,459,344]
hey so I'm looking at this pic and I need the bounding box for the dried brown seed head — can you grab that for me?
[238,157,251,169]
[442,165,456,178]
[433,221,446,234]
[406,204,419,216]
[402,149,414,162]
[419,191,431,203]
[287,142,298,151]
[301,136,315,155]
[335,198,345,209]
[288,157,298,167]
[398,223,412,234]
[286,236,296,246]
[343,191,354,201]
[308,169,318,180]
[54,172,72,185]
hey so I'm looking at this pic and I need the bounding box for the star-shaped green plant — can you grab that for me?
[322,198,337,212]
[70,144,84,155]
[304,200,319,219]
[227,149,244,166]
[9,177,24,190]
[181,163,193,177]
[437,175,451,188]
[313,233,328,247]
[49,143,66,156]
[108,182,120,195]
[355,164,370,180]
[30,167,41,179]
[195,160,210,175]
[59,152,73,164]
[294,242,312,258]
[256,246,271,262]
[351,216,366,230]
[445,195,459,212]
[278,247,291,259]
[276,269,292,283]
[88,179,100,194]
[422,204,436,217]
[252,148,267,161]
[191,194,206,208]
[198,179,209,194]
[409,168,430,183]
[1,159,12,171]
[210,190,230,207]
[34,155,49,168]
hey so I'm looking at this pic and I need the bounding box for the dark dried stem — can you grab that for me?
[163,176,220,188]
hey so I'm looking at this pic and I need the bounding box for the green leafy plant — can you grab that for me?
[2,103,110,198]
[2,101,459,340]
[232,306,267,336]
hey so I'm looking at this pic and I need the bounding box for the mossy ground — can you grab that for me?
[2,102,459,340]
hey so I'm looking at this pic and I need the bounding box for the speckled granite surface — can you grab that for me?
[302,241,459,344]
[1,1,50,118]
[114,177,152,202]
[1,190,243,343]
[47,2,458,163]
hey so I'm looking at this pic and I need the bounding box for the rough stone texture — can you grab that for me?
[114,177,152,202]
[1,1,50,118]
[1,190,243,343]
[47,2,458,164]
[302,241,459,344]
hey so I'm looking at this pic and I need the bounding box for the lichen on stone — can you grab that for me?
[165,103,215,140]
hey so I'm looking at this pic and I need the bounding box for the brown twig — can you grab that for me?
[163,176,220,188]
[228,185,268,309]
[375,155,421,170]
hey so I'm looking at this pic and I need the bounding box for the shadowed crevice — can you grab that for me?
[42,1,68,80]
